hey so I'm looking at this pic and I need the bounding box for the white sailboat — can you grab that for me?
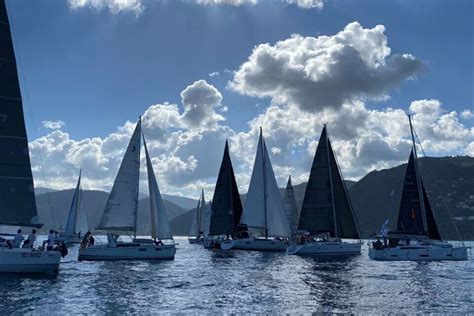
[221,128,291,251]
[58,170,88,245]
[0,0,63,274]
[287,125,362,256]
[368,115,468,261]
[188,190,207,244]
[78,119,176,261]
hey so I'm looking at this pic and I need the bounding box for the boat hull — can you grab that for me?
[369,244,468,261]
[0,248,61,274]
[221,238,287,251]
[188,237,204,244]
[78,243,176,261]
[287,241,361,256]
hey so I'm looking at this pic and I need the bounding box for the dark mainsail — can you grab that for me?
[0,1,41,228]
[396,150,441,240]
[298,126,359,238]
[209,141,243,236]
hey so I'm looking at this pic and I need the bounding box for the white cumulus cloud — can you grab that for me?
[68,0,144,14]
[42,120,65,130]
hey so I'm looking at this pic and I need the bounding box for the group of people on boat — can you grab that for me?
[0,229,37,249]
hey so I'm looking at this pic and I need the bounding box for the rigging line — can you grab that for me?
[6,1,55,227]
[411,120,465,244]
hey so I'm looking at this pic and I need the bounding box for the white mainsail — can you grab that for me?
[240,129,291,237]
[97,119,141,231]
[189,197,201,237]
[282,176,299,234]
[144,136,173,240]
[64,170,82,236]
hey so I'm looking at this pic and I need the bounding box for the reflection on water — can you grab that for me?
[0,239,472,313]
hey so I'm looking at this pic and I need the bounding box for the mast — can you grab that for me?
[325,125,338,237]
[260,128,269,239]
[133,117,141,240]
[408,114,428,234]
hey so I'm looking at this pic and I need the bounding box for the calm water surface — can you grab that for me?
[0,238,473,314]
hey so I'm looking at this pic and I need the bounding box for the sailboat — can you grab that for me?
[287,125,362,256]
[368,115,468,261]
[78,119,176,260]
[188,190,207,244]
[58,171,88,245]
[204,141,243,249]
[283,176,299,235]
[0,0,63,273]
[221,128,291,251]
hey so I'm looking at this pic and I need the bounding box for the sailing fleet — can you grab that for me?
[0,0,470,274]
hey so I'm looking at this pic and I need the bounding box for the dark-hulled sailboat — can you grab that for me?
[204,141,243,249]
[287,125,362,255]
[369,115,468,261]
[0,0,63,273]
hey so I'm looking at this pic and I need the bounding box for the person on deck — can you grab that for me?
[23,229,37,248]
[12,229,24,248]
[47,230,56,251]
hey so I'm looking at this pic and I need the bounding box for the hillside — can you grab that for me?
[171,156,474,239]
[35,189,188,234]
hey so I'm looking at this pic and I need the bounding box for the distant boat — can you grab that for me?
[204,141,243,249]
[221,128,291,251]
[78,119,176,261]
[368,115,468,261]
[283,176,299,235]
[57,170,88,245]
[0,0,63,274]
[287,125,362,256]
[188,189,207,244]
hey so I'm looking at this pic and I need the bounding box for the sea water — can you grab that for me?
[0,238,472,314]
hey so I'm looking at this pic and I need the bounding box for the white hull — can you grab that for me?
[0,248,61,274]
[78,242,176,261]
[221,238,287,251]
[287,241,361,256]
[369,244,468,261]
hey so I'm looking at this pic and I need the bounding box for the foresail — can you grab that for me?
[97,120,141,231]
[396,150,426,236]
[422,182,441,240]
[64,171,81,236]
[144,137,173,240]
[189,197,200,237]
[283,176,299,234]
[0,1,40,228]
[262,141,291,237]
[209,141,243,236]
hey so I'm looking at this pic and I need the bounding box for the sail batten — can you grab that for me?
[97,120,141,232]
[209,141,243,236]
[0,0,40,228]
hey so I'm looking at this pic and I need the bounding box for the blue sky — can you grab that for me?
[5,0,473,195]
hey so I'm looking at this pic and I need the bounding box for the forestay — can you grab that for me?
[97,120,141,231]
[240,131,291,237]
[0,1,40,228]
[144,136,173,240]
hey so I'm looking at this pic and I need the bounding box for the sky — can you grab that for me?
[5,0,474,198]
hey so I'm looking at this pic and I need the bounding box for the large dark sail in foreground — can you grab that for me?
[0,1,40,227]
[396,150,441,240]
[298,126,359,238]
[209,141,243,236]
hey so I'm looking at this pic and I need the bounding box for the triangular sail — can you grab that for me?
[189,197,201,237]
[396,150,441,240]
[240,131,291,237]
[298,126,359,238]
[64,171,82,236]
[97,120,141,231]
[283,176,299,234]
[199,189,206,235]
[209,141,243,236]
[144,136,173,240]
[0,1,40,228]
